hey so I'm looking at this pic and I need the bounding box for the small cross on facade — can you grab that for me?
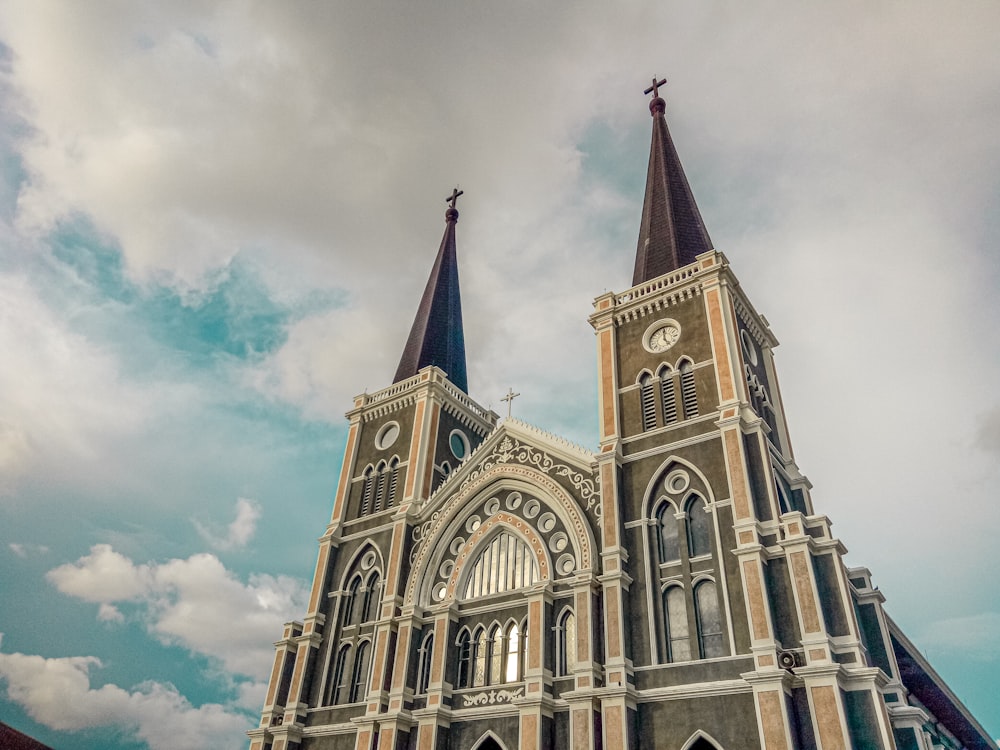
[446,187,464,209]
[644,76,667,98]
[500,387,521,419]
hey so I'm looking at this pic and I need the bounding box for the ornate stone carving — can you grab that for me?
[461,687,524,707]
[456,436,599,515]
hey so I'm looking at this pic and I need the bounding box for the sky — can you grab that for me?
[0,2,998,748]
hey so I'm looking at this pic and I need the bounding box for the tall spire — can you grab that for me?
[393,188,468,393]
[632,77,714,286]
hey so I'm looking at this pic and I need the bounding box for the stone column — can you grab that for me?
[517,585,552,750]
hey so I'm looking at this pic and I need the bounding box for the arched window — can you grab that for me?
[361,572,381,623]
[659,366,678,425]
[556,609,576,677]
[373,461,387,512]
[655,502,680,563]
[694,580,725,659]
[473,628,488,687]
[417,632,433,694]
[488,624,503,685]
[342,576,362,627]
[326,644,351,705]
[386,457,399,507]
[457,631,471,688]
[349,641,371,703]
[505,621,523,682]
[663,586,691,662]
[685,495,711,558]
[679,360,698,419]
[639,373,657,431]
[360,467,374,515]
[463,531,539,600]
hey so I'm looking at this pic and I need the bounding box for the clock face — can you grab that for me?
[647,324,680,353]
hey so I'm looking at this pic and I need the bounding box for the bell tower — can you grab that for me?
[249,191,497,750]
[588,79,896,749]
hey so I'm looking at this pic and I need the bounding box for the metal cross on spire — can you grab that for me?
[446,187,464,209]
[500,387,521,419]
[644,76,667,99]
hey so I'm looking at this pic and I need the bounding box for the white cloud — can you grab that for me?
[8,543,49,558]
[47,544,307,678]
[0,276,150,486]
[47,544,152,603]
[194,497,262,551]
[97,603,125,624]
[0,651,249,750]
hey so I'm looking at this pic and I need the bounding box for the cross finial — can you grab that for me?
[644,76,667,116]
[644,77,667,98]
[446,187,464,209]
[500,387,521,419]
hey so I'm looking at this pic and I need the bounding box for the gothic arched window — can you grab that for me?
[417,632,433,695]
[342,575,362,627]
[326,644,351,705]
[349,641,371,703]
[488,624,504,685]
[679,360,698,419]
[655,502,680,563]
[685,495,711,558]
[361,572,381,623]
[457,631,471,688]
[694,580,725,659]
[473,628,488,687]
[505,621,524,682]
[639,372,657,431]
[463,531,539,600]
[663,586,691,662]
[659,365,678,425]
[556,609,576,677]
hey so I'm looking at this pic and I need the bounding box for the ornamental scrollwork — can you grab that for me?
[457,437,599,517]
[461,687,524,707]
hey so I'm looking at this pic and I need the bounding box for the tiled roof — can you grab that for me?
[393,205,468,393]
[632,95,714,285]
[0,722,53,750]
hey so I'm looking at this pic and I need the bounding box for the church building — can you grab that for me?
[248,80,997,750]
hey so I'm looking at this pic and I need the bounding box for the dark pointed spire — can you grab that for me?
[632,77,714,286]
[393,188,468,392]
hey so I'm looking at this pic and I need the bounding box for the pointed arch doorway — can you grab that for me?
[472,737,503,750]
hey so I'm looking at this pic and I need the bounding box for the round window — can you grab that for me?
[449,430,469,460]
[375,421,401,450]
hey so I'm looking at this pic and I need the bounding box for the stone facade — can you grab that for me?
[249,94,996,750]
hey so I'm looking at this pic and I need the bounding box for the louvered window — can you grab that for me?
[463,531,539,600]
[680,361,698,419]
[385,458,399,507]
[660,372,678,424]
[640,374,657,431]
[360,468,374,515]
[373,464,387,512]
